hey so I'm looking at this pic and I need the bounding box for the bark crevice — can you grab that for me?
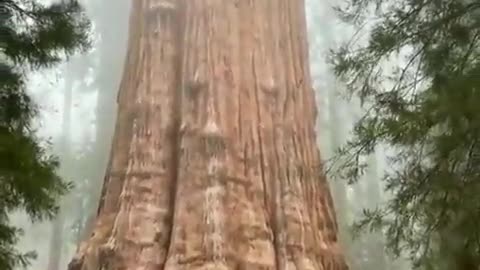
[164,0,187,259]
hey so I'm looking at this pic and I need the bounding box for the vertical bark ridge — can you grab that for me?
[165,1,231,268]
[68,1,181,269]
[164,0,187,262]
[108,1,183,268]
[282,2,317,267]
[243,0,346,269]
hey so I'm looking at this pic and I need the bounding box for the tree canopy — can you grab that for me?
[331,0,480,268]
[0,0,90,269]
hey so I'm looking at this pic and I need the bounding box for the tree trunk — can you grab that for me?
[47,66,74,270]
[47,213,65,270]
[363,153,387,270]
[69,1,348,269]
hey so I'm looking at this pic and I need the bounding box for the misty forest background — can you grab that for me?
[4,0,479,269]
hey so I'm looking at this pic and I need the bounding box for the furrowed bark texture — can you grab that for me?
[69,1,181,269]
[69,0,348,269]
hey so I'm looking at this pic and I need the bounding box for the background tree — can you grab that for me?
[330,0,480,268]
[307,1,396,268]
[8,1,131,268]
[0,0,90,268]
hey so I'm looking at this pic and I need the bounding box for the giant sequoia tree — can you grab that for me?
[69,1,347,269]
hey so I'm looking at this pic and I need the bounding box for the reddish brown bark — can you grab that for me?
[69,1,348,269]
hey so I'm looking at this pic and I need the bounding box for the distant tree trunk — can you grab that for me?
[69,1,348,269]
[47,68,74,270]
[327,81,350,238]
[363,153,387,270]
[47,213,64,270]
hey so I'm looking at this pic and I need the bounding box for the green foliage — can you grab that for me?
[0,0,90,269]
[330,0,480,268]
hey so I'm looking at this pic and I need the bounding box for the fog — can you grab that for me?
[11,0,406,269]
